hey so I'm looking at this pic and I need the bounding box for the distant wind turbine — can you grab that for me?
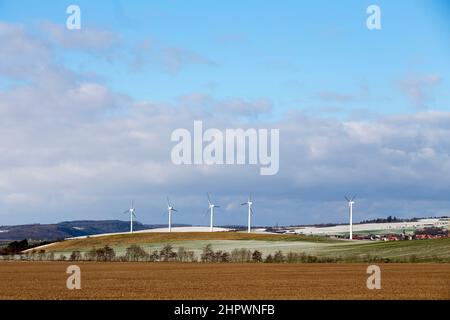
[345,195,356,240]
[123,200,137,233]
[241,194,254,233]
[166,197,178,232]
[207,193,220,232]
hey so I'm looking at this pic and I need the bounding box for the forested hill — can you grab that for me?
[0,220,191,241]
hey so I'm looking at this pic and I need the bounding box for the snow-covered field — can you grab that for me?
[293,218,449,236]
[136,226,231,233]
[65,226,232,240]
[58,218,448,240]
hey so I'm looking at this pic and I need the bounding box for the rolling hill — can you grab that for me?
[0,220,191,241]
[26,231,450,262]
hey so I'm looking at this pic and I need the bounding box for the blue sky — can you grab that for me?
[0,1,449,226]
[1,0,448,114]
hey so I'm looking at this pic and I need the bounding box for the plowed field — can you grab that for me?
[0,262,448,300]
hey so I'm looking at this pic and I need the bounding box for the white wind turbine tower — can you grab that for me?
[207,193,220,232]
[166,197,178,232]
[241,194,254,233]
[345,195,356,240]
[123,200,137,233]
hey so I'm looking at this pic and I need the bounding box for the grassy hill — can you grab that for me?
[314,237,450,261]
[27,232,450,262]
[29,232,336,251]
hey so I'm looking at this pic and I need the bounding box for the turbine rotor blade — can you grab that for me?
[344,196,350,202]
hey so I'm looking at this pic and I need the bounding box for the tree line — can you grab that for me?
[2,243,447,263]
[0,239,52,255]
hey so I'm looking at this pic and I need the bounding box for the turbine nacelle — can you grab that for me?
[345,195,356,205]
[123,202,136,218]
[242,194,253,206]
[207,193,219,210]
[167,197,178,213]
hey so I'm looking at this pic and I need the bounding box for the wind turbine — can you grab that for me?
[123,200,137,233]
[241,194,254,233]
[345,195,356,240]
[207,193,220,232]
[166,197,178,232]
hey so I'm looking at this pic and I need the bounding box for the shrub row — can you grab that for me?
[1,244,449,263]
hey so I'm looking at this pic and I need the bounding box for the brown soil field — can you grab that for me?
[0,262,448,300]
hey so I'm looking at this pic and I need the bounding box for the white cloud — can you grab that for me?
[132,38,216,74]
[176,93,272,118]
[216,98,272,117]
[399,74,442,109]
[2,193,42,206]
[162,47,215,74]
[316,91,356,102]
[0,22,51,79]
[315,83,369,103]
[39,21,122,52]
[1,22,450,225]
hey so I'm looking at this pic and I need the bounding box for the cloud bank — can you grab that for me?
[0,21,449,226]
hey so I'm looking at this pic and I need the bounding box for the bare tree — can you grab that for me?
[273,250,285,263]
[102,245,116,261]
[231,248,252,262]
[148,250,159,262]
[160,244,177,262]
[177,247,186,262]
[69,251,82,261]
[58,254,67,261]
[201,244,215,263]
[125,245,148,261]
[265,254,274,263]
[218,251,230,263]
[187,251,197,262]
[252,250,262,263]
